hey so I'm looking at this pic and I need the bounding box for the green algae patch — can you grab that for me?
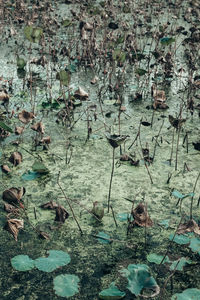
[171,288,200,300]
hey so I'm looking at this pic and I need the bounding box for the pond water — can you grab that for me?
[0,0,200,299]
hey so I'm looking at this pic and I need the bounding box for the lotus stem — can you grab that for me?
[108,147,115,213]
[190,172,200,220]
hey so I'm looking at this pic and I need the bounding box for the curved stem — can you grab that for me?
[108,147,115,213]
[190,172,200,219]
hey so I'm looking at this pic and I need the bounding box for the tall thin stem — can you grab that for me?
[190,172,200,219]
[108,147,115,213]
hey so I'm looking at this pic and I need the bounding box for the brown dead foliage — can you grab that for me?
[2,187,25,206]
[131,202,153,227]
[9,151,22,166]
[31,122,45,134]
[4,218,24,241]
[177,219,200,235]
[18,110,35,124]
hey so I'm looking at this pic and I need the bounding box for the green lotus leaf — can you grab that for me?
[35,250,71,272]
[97,232,111,244]
[24,25,34,42]
[53,274,80,297]
[11,255,35,271]
[159,219,170,228]
[99,282,126,299]
[0,121,13,133]
[147,253,170,264]
[170,257,192,271]
[169,234,190,245]
[17,57,26,69]
[160,37,175,45]
[120,264,158,296]
[189,237,200,254]
[172,190,194,199]
[117,213,133,222]
[171,288,200,300]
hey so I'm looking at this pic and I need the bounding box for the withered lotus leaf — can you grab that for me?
[132,203,153,227]
[18,110,35,124]
[4,218,24,241]
[0,90,9,103]
[39,231,50,240]
[2,187,25,204]
[15,126,25,135]
[31,122,45,134]
[1,164,11,173]
[177,219,200,235]
[74,87,89,100]
[9,151,22,166]
[55,205,69,223]
[40,136,51,144]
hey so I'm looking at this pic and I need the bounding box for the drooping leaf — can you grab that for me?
[62,19,72,27]
[5,219,24,241]
[53,274,80,297]
[147,253,170,264]
[97,232,111,244]
[160,37,175,45]
[11,255,35,271]
[169,257,192,271]
[56,70,71,86]
[17,57,26,69]
[171,288,200,300]
[32,161,49,174]
[35,250,71,272]
[135,68,147,76]
[169,234,190,245]
[0,121,13,133]
[120,264,158,296]
[189,237,200,254]
[99,282,126,299]
[21,171,40,181]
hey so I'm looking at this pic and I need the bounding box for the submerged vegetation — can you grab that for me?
[0,0,200,299]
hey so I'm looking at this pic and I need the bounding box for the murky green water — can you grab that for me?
[0,0,200,299]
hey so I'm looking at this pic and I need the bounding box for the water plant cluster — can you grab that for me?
[0,0,200,299]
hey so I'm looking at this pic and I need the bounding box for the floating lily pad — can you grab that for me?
[0,121,13,133]
[172,190,194,200]
[147,253,170,264]
[99,282,126,299]
[120,264,158,296]
[189,237,200,254]
[21,171,40,181]
[170,257,192,271]
[32,161,49,174]
[169,234,190,245]
[35,250,71,272]
[97,232,111,244]
[53,274,80,298]
[11,255,35,271]
[171,288,200,300]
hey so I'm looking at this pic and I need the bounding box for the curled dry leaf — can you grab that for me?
[9,151,22,166]
[18,110,35,124]
[15,126,25,135]
[4,218,24,241]
[74,87,89,100]
[132,203,153,227]
[91,76,98,84]
[2,187,25,205]
[40,201,58,210]
[1,164,11,174]
[55,205,69,223]
[31,122,45,134]
[0,90,9,104]
[177,219,200,235]
[39,231,50,240]
[4,202,19,214]
[40,136,51,144]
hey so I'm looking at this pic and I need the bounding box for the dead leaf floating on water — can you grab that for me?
[177,219,200,235]
[9,151,22,166]
[74,87,89,100]
[1,164,11,174]
[39,136,51,144]
[40,201,58,210]
[0,90,9,104]
[4,202,19,214]
[31,122,45,134]
[55,205,69,223]
[4,218,24,241]
[132,203,153,227]
[18,110,35,124]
